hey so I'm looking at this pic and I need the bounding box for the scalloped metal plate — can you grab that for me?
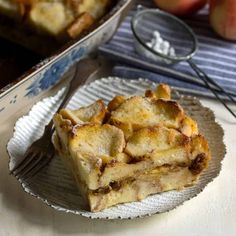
[7,77,225,219]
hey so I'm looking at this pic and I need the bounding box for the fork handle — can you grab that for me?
[57,57,101,111]
[43,57,101,137]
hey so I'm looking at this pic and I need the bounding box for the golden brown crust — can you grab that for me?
[180,115,199,137]
[145,89,156,99]
[60,99,107,125]
[155,83,171,100]
[107,95,126,112]
[69,123,126,157]
[125,126,190,158]
[145,84,171,100]
[67,12,95,38]
[153,99,185,122]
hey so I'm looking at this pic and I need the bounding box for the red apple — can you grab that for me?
[153,0,207,16]
[210,0,236,40]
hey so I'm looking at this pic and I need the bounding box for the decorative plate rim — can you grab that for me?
[6,77,226,220]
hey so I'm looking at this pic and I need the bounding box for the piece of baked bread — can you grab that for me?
[109,96,196,138]
[59,99,107,125]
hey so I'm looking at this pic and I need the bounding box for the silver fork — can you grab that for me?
[10,57,100,180]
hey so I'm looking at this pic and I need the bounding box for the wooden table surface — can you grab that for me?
[0,98,236,236]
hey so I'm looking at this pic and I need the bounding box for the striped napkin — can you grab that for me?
[99,0,236,99]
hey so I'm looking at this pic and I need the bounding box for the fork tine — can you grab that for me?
[10,151,36,175]
[15,153,45,178]
[22,153,54,180]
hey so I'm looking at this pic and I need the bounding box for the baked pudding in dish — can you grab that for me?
[53,83,210,212]
[0,0,113,39]
[0,0,131,55]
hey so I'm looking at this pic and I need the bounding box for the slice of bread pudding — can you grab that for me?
[53,83,210,212]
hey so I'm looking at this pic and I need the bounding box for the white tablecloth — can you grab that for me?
[0,98,235,236]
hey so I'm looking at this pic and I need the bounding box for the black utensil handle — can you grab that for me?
[188,60,236,103]
[188,60,236,119]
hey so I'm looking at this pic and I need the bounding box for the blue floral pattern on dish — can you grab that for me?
[25,47,86,97]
